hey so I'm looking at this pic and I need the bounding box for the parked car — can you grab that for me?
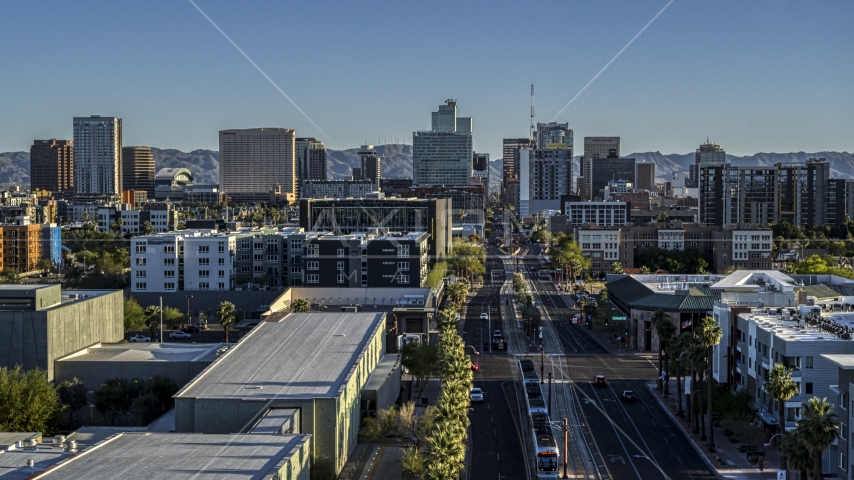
[594,375,607,387]
[470,388,485,403]
[620,390,636,402]
[129,334,151,342]
[169,331,193,339]
[182,325,200,334]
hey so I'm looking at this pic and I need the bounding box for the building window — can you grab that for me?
[337,273,346,283]
[135,282,146,291]
[218,270,225,278]
[164,258,175,266]
[219,258,225,265]
[135,244,146,254]
[306,274,319,283]
[165,245,175,253]
[254,265,263,273]
[306,245,319,257]
[398,275,410,284]
[254,254,263,262]
[267,255,278,262]
[218,242,225,253]
[397,245,409,258]
[240,266,250,274]
[136,270,146,278]
[398,262,410,271]
[199,282,209,290]
[198,246,209,253]
[135,258,146,266]
[164,271,175,278]
[805,383,813,395]
[199,258,210,265]
[806,356,813,369]
[218,282,225,289]
[307,261,319,270]
[337,261,345,271]
[199,270,209,278]
[164,282,175,290]
[337,248,345,257]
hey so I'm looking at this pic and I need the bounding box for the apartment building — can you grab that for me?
[563,201,628,227]
[575,222,772,276]
[302,232,429,288]
[517,147,573,216]
[30,139,73,194]
[130,231,236,293]
[73,116,122,197]
[299,180,373,199]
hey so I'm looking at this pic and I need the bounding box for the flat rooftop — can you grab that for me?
[32,432,310,479]
[176,312,385,400]
[58,342,224,363]
[712,270,795,290]
[740,310,854,342]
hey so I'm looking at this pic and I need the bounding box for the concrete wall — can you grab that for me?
[128,289,285,315]
[46,290,124,380]
[55,355,214,391]
[0,290,123,380]
[275,435,311,480]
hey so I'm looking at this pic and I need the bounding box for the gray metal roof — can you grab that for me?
[59,343,224,364]
[176,312,385,400]
[34,432,310,479]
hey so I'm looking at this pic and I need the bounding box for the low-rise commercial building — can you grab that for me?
[174,312,397,476]
[0,285,124,381]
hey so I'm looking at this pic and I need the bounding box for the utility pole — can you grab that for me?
[548,372,553,417]
[541,347,545,384]
[563,418,569,478]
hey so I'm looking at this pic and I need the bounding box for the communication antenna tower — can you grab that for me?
[530,84,536,144]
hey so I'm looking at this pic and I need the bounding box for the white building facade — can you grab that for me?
[73,116,122,196]
[130,231,236,293]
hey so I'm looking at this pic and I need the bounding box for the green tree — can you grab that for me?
[142,220,154,235]
[0,268,24,284]
[655,211,669,222]
[37,257,53,275]
[799,397,839,480]
[57,378,88,429]
[124,297,146,332]
[426,261,448,290]
[400,343,439,398]
[764,364,800,471]
[216,301,236,343]
[611,262,624,274]
[780,429,811,479]
[0,366,62,435]
[161,306,186,330]
[446,280,468,306]
[639,265,651,274]
[652,310,675,392]
[291,298,311,312]
[699,315,722,448]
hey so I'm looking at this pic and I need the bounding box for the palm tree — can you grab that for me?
[651,309,674,392]
[686,341,707,435]
[216,301,236,343]
[799,397,838,480]
[698,315,722,449]
[780,429,811,479]
[764,363,800,471]
[142,306,161,340]
[291,298,310,312]
[671,333,700,416]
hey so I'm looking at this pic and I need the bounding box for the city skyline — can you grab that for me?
[1,1,852,159]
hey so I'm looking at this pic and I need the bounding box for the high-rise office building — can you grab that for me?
[30,139,73,194]
[219,128,296,202]
[691,141,726,187]
[589,152,635,201]
[73,116,122,196]
[359,145,382,188]
[502,138,533,206]
[413,100,473,186]
[296,138,327,182]
[122,146,155,198]
[472,152,489,186]
[579,137,621,200]
[584,137,620,159]
[517,148,573,216]
[635,163,655,191]
[536,122,573,150]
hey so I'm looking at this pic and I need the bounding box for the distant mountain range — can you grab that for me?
[1,146,851,190]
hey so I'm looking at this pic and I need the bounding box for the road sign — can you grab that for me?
[612,316,627,321]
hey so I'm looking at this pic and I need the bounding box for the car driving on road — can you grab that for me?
[480,312,489,320]
[620,390,636,402]
[594,375,607,387]
[470,388,485,403]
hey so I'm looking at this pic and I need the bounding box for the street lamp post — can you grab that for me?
[185,295,193,325]
[159,296,163,343]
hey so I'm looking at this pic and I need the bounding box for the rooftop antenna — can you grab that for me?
[529,84,536,144]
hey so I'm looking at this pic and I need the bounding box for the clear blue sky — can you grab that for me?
[1,1,852,158]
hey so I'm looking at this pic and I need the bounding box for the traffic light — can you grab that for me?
[605,318,609,327]
[625,328,629,337]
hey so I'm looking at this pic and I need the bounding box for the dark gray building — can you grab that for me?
[590,153,635,201]
[299,197,451,261]
[302,232,429,288]
[359,145,382,188]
